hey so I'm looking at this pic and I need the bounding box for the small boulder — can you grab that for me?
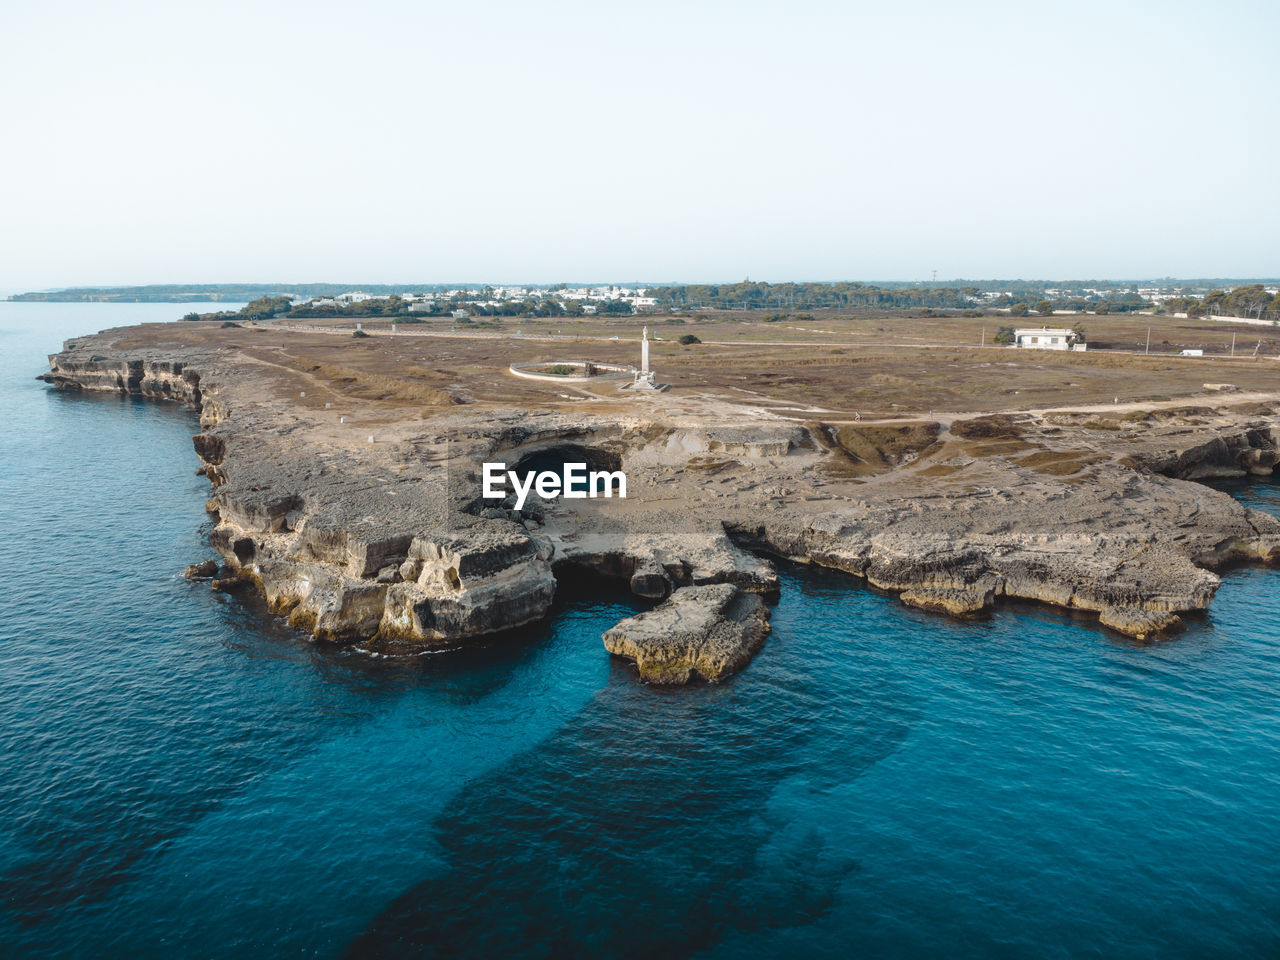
[628,560,670,599]
[184,560,219,580]
[603,583,771,684]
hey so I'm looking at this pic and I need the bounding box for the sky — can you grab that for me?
[1,0,1277,289]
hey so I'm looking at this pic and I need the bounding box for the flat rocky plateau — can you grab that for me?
[40,321,1280,682]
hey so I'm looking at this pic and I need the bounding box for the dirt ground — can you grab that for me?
[113,314,1280,424]
[322,309,1280,355]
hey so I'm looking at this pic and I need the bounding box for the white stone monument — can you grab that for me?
[632,326,658,389]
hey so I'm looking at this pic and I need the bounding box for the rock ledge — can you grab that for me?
[602,583,771,684]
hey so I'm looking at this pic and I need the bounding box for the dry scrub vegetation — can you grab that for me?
[111,320,1280,421]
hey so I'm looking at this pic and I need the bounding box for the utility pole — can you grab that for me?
[981,326,985,347]
[1145,328,1151,354]
[1231,332,1236,357]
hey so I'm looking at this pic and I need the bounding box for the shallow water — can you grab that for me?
[2,303,1279,958]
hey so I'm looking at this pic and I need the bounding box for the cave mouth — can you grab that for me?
[232,537,256,564]
[512,443,621,474]
[509,443,624,496]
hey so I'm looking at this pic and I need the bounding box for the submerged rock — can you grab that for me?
[1099,605,1183,641]
[602,583,771,684]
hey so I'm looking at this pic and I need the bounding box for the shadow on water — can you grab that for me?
[0,575,647,931]
[345,566,918,960]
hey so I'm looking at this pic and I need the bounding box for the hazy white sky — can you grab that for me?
[2,0,1276,288]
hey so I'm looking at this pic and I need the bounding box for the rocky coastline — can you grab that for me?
[39,326,1280,681]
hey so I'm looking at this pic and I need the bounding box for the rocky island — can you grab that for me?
[39,315,1280,681]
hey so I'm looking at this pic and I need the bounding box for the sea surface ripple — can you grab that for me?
[1,303,1278,958]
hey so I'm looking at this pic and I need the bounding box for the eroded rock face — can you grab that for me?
[602,583,772,684]
[552,531,780,600]
[38,351,202,404]
[378,525,557,643]
[726,464,1280,640]
[1136,426,1280,479]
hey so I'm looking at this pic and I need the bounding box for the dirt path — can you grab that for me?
[815,391,1280,427]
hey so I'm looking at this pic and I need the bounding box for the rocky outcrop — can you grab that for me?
[1098,606,1184,641]
[378,526,557,643]
[726,468,1280,640]
[899,585,996,617]
[1134,424,1280,479]
[551,531,780,600]
[39,350,203,405]
[602,583,772,684]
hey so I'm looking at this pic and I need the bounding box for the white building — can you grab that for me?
[1014,327,1082,351]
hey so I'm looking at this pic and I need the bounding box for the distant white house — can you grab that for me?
[1014,327,1083,351]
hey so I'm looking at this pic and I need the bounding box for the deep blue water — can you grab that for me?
[2,303,1279,958]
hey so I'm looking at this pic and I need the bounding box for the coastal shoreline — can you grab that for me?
[37,321,1280,679]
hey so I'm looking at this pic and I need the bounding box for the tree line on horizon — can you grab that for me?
[646,281,1162,315]
[175,283,1280,326]
[1161,285,1280,322]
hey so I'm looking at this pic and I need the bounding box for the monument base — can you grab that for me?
[620,372,666,392]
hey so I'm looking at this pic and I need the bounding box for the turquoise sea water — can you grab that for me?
[1,303,1279,958]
